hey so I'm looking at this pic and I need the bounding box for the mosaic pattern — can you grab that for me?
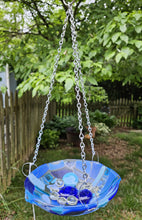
[24,159,121,216]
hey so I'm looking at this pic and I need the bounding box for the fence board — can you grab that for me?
[0,92,142,192]
[55,99,142,128]
[5,93,11,186]
[0,93,7,191]
[10,93,15,178]
[0,91,54,193]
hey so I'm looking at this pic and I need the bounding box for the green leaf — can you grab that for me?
[103,33,110,46]
[135,25,142,33]
[115,40,122,45]
[120,34,129,44]
[103,33,109,41]
[89,51,97,58]
[121,47,134,59]
[137,55,142,67]
[39,84,44,91]
[94,62,102,68]
[105,50,115,61]
[40,86,49,95]
[106,64,112,72]
[0,86,7,94]
[65,78,73,92]
[120,24,127,33]
[111,32,121,43]
[56,75,66,83]
[32,87,38,97]
[107,23,116,32]
[106,41,112,48]
[38,65,47,73]
[135,40,142,49]
[115,53,123,63]
[88,77,98,85]
[133,12,142,21]
[83,60,93,68]
[23,82,31,92]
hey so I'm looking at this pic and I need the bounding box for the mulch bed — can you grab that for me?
[59,128,140,162]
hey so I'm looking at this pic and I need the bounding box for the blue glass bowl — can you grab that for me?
[24,159,121,216]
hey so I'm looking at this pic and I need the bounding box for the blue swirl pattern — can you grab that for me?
[24,159,121,216]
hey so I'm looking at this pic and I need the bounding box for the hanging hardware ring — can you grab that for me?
[22,162,37,177]
[62,0,76,6]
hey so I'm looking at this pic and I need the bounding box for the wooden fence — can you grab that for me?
[109,99,142,127]
[0,93,142,192]
[56,99,142,127]
[0,91,56,192]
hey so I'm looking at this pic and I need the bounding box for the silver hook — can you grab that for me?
[22,162,37,177]
[62,0,76,6]
[92,151,99,162]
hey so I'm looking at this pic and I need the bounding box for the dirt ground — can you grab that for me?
[63,128,141,162]
[94,136,133,160]
[91,128,140,161]
[60,128,141,164]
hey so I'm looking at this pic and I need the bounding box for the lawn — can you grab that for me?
[0,131,142,220]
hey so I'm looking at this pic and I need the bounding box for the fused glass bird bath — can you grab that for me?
[25,159,121,216]
[23,1,121,218]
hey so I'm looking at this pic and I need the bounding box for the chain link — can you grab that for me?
[68,5,90,181]
[68,5,95,161]
[32,4,95,179]
[32,13,69,164]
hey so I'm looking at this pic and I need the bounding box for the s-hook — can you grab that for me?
[63,0,76,6]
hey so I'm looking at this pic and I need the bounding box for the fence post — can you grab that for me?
[0,92,7,192]
[10,93,15,178]
[14,92,19,165]
[133,103,138,121]
[5,92,11,186]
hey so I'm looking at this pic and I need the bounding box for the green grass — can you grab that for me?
[115,132,142,147]
[0,132,142,220]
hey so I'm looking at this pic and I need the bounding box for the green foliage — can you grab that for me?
[132,119,142,129]
[0,86,7,94]
[116,132,142,147]
[0,0,142,102]
[89,110,117,128]
[132,104,142,129]
[40,129,60,149]
[94,123,111,136]
[91,10,142,86]
[46,115,79,134]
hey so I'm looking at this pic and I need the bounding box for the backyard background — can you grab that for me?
[0,0,142,219]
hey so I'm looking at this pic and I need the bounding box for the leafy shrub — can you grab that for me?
[132,104,142,129]
[45,116,66,137]
[94,122,111,136]
[45,115,79,137]
[40,129,60,149]
[88,110,117,128]
[132,119,142,129]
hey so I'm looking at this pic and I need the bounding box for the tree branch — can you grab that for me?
[74,0,84,17]
[60,0,68,11]
[31,0,50,29]
[2,30,49,39]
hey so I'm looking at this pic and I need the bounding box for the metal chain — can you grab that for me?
[32,13,69,164]
[68,5,88,181]
[68,5,95,160]
[32,3,95,173]
[63,0,76,6]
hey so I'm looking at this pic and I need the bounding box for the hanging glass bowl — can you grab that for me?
[24,1,121,218]
[25,159,121,216]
